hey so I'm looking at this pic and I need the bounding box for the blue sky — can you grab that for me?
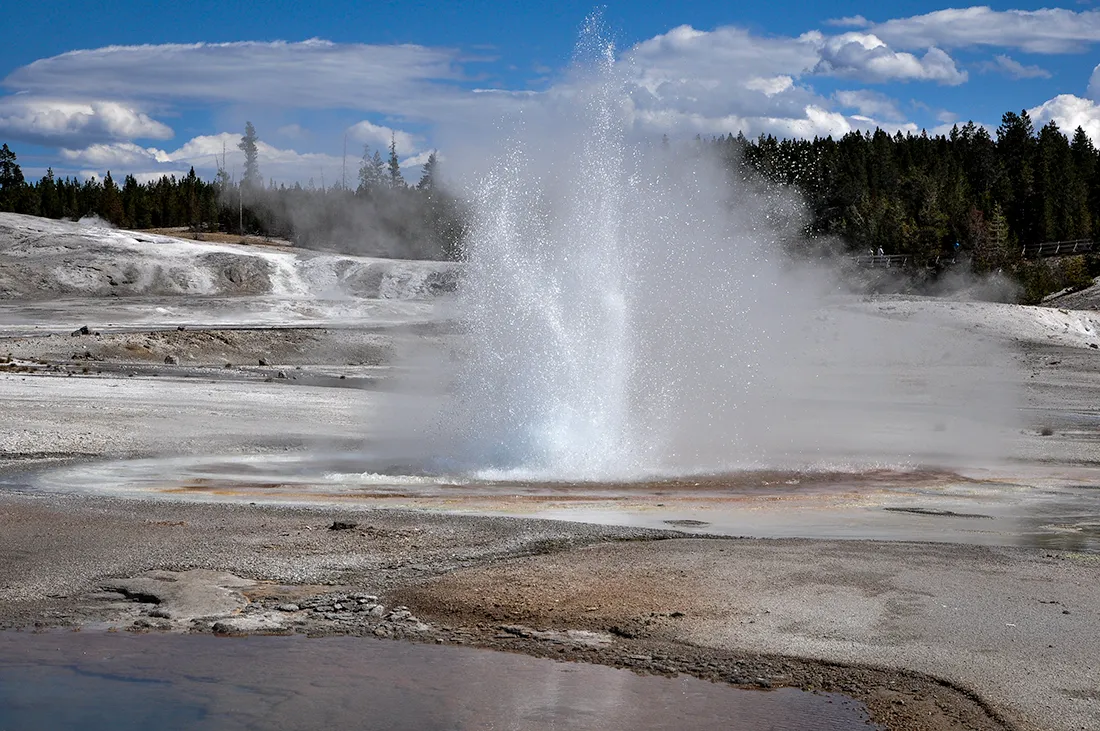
[2,1,1100,184]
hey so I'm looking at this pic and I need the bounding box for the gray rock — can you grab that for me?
[274,603,300,612]
[71,325,90,336]
[164,355,179,365]
[103,569,254,621]
[212,615,284,635]
[258,358,269,366]
[276,370,287,379]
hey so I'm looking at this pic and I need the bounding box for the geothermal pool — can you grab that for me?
[17,453,1100,552]
[0,632,875,731]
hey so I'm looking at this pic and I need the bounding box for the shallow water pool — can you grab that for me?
[0,631,876,730]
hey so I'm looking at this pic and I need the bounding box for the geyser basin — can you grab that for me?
[21,453,1100,552]
[0,632,875,731]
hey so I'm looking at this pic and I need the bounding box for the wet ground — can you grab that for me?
[0,631,876,731]
[13,455,1100,553]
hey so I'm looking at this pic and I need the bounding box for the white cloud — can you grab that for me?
[3,40,466,118]
[132,170,188,184]
[6,26,976,176]
[834,89,904,120]
[871,7,1100,54]
[825,16,871,28]
[978,54,1051,80]
[0,96,173,145]
[744,76,793,97]
[400,150,435,171]
[602,24,944,142]
[59,132,348,185]
[1087,64,1100,101]
[275,123,308,139]
[812,32,967,85]
[346,120,419,156]
[629,25,820,90]
[622,25,830,131]
[1029,94,1100,143]
[60,142,171,167]
[631,104,866,142]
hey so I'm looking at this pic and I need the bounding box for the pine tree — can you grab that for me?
[39,168,61,219]
[238,122,261,189]
[100,171,125,226]
[0,143,25,212]
[357,144,386,192]
[417,152,438,192]
[387,133,404,189]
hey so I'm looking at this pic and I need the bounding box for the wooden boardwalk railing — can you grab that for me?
[851,254,912,268]
[1022,239,1096,258]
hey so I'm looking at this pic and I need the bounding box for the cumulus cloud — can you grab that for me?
[744,76,794,96]
[978,54,1051,79]
[834,89,904,120]
[629,25,819,89]
[60,142,171,167]
[621,25,845,137]
[60,132,349,184]
[871,7,1100,54]
[811,32,967,85]
[1029,94,1100,143]
[0,96,173,146]
[346,120,419,156]
[1088,64,1100,101]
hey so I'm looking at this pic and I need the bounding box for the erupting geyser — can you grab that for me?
[406,21,1015,481]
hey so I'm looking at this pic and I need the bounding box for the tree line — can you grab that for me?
[0,124,464,260]
[716,110,1099,301]
[1,111,1098,300]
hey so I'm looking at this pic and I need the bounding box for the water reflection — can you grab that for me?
[0,632,876,730]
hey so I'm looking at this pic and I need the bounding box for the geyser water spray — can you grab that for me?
[406,20,1016,481]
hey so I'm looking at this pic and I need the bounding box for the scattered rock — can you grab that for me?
[71,325,90,336]
[498,624,613,647]
[164,355,180,365]
[276,370,287,379]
